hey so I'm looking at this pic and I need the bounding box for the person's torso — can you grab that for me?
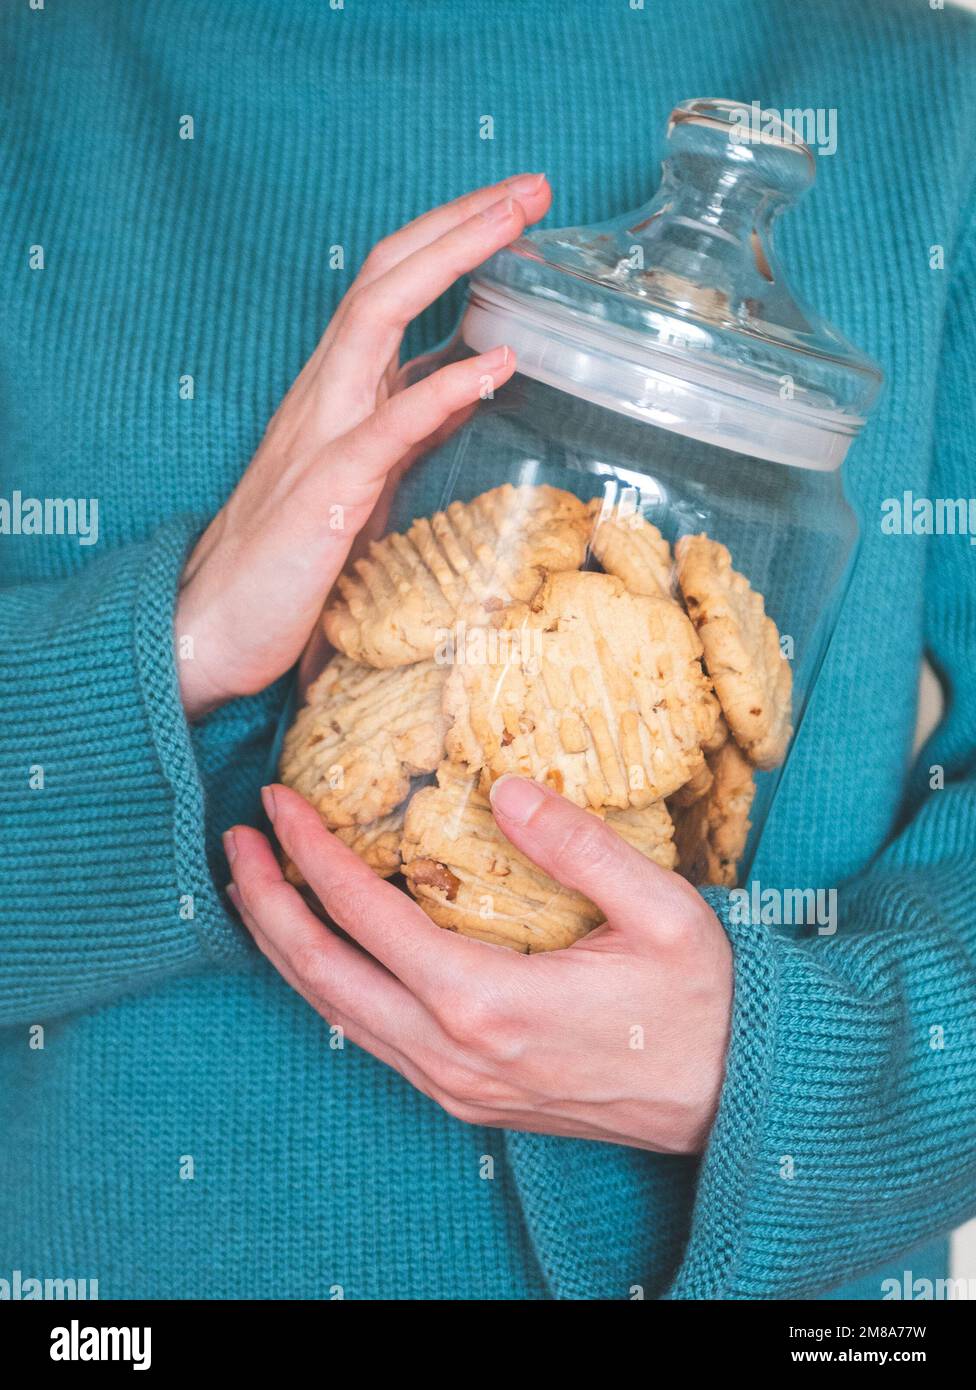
[1,0,972,1298]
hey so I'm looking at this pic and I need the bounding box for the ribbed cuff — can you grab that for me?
[664,887,776,1299]
[132,515,254,968]
[0,516,249,1024]
[667,878,976,1299]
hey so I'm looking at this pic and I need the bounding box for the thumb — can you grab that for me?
[488,775,701,941]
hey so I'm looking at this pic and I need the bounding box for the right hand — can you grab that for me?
[175,174,551,720]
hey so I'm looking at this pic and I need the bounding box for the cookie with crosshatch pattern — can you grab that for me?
[401,761,676,952]
[322,482,590,667]
[586,494,674,599]
[675,533,792,769]
[443,569,720,809]
[670,737,756,887]
[279,654,448,827]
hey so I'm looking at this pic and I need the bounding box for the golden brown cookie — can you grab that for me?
[279,655,447,827]
[322,483,590,667]
[675,534,792,768]
[283,803,405,888]
[401,762,676,952]
[335,810,404,876]
[669,709,730,804]
[668,757,714,808]
[702,711,730,755]
[671,738,756,887]
[600,799,678,871]
[587,495,673,598]
[444,570,720,810]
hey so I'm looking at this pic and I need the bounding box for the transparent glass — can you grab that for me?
[383,345,858,880]
[271,98,877,952]
[465,97,881,469]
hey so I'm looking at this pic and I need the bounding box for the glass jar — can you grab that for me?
[275,98,881,952]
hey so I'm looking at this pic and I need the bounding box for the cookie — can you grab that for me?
[671,738,756,887]
[587,495,673,598]
[668,757,714,808]
[283,803,405,888]
[702,711,730,755]
[675,534,792,768]
[444,570,720,809]
[600,799,678,871]
[670,710,731,804]
[401,762,676,952]
[279,655,447,827]
[322,483,590,667]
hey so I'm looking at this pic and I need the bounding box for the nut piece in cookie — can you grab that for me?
[279,655,447,827]
[670,738,756,887]
[401,762,676,952]
[444,570,720,809]
[322,483,590,667]
[587,495,673,599]
[675,533,792,769]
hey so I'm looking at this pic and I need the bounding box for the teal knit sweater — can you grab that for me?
[2,0,975,1301]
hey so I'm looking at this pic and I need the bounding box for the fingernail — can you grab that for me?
[489,774,547,825]
[226,882,243,913]
[481,195,516,223]
[508,173,546,195]
[261,785,277,822]
[222,829,238,865]
[479,345,510,371]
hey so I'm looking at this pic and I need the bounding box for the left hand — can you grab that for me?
[224,777,733,1154]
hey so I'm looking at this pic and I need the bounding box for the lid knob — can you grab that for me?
[621,99,816,304]
[463,95,882,469]
[666,98,815,211]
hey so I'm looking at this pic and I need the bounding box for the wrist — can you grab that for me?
[174,584,233,721]
[666,924,733,1154]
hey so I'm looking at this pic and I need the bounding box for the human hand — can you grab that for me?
[223,777,733,1155]
[176,174,551,720]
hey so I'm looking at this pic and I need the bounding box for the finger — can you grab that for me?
[226,831,539,1128]
[319,345,514,497]
[351,173,550,292]
[279,177,546,432]
[332,195,529,364]
[349,393,480,552]
[264,785,521,997]
[229,881,457,1109]
[318,175,547,357]
[225,823,448,1046]
[230,883,551,1136]
[228,813,530,1125]
[487,776,704,942]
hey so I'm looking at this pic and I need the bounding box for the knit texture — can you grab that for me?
[1,0,975,1299]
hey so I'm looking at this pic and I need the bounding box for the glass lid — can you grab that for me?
[462,98,883,469]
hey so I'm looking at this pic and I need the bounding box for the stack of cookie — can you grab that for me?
[279,483,792,952]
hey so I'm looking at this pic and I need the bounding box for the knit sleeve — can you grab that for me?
[0,516,259,1026]
[667,187,976,1301]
